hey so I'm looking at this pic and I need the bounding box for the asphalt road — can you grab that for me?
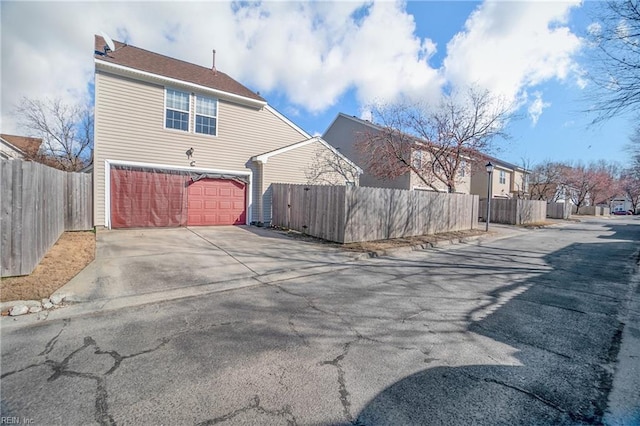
[2,217,639,425]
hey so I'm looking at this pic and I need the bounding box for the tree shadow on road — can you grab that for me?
[354,225,639,425]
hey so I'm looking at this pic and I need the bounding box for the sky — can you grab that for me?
[1,0,636,168]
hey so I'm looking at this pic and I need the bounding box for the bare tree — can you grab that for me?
[528,160,566,201]
[356,88,512,193]
[590,160,621,206]
[306,147,360,185]
[620,168,640,212]
[586,0,640,121]
[561,164,596,213]
[561,162,619,212]
[512,157,532,200]
[627,123,640,173]
[618,125,640,212]
[15,97,93,171]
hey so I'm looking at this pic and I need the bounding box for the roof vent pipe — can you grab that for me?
[212,49,217,74]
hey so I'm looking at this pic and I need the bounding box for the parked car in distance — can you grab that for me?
[612,209,633,215]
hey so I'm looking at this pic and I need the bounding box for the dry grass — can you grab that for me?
[343,229,487,252]
[1,231,95,302]
[273,227,487,253]
[519,221,556,228]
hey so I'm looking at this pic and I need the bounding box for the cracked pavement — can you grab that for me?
[1,218,639,425]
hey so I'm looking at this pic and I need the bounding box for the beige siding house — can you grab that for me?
[323,113,471,193]
[93,35,359,228]
[470,156,529,200]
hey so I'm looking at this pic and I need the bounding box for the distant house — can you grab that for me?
[470,155,529,200]
[322,113,471,193]
[611,196,634,213]
[0,134,42,161]
[93,35,359,229]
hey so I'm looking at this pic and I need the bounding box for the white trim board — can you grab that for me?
[95,59,267,109]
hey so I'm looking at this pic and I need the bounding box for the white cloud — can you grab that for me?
[443,1,583,107]
[587,22,602,36]
[224,1,442,110]
[527,92,551,126]
[360,108,373,122]
[0,1,443,134]
[0,0,585,135]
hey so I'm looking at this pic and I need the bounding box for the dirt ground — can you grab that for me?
[343,229,488,252]
[1,231,95,302]
[273,227,489,253]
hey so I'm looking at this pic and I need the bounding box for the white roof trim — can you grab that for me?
[335,112,383,131]
[252,138,316,163]
[264,105,311,139]
[95,59,267,109]
[251,136,363,174]
[106,159,251,176]
[0,137,27,156]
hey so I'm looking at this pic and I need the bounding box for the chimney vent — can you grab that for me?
[212,49,217,74]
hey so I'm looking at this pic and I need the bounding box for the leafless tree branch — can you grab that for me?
[356,87,513,193]
[14,97,93,171]
[586,0,640,121]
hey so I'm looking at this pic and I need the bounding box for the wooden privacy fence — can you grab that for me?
[547,202,572,219]
[573,205,610,216]
[478,198,547,225]
[1,159,93,277]
[272,184,479,244]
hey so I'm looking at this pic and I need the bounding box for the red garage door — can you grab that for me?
[187,179,246,226]
[110,168,187,228]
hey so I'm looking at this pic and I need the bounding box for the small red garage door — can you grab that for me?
[111,168,187,228]
[187,179,246,226]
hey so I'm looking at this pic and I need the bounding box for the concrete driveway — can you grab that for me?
[59,226,358,306]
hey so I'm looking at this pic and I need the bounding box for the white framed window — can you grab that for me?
[165,89,190,131]
[412,150,423,169]
[459,160,466,177]
[195,95,218,136]
[499,170,506,184]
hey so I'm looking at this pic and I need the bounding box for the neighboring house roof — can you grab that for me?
[0,134,42,157]
[94,35,266,104]
[323,112,384,136]
[480,153,528,174]
[251,136,363,174]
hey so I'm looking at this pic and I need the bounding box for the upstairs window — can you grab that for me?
[165,89,190,131]
[459,160,466,177]
[195,96,218,136]
[412,150,423,169]
[499,170,506,184]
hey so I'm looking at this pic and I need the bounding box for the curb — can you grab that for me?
[348,228,527,259]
